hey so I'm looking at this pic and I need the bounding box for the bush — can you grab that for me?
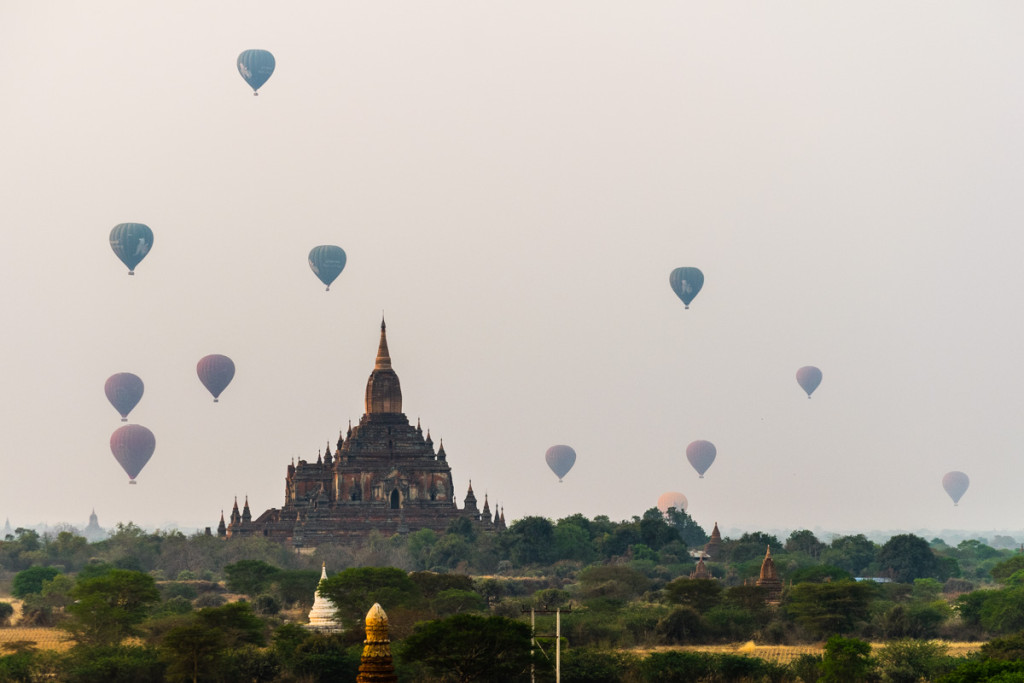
[194,593,225,608]
[561,648,639,683]
[253,594,281,616]
[0,602,13,627]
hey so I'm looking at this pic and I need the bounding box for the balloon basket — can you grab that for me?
[121,417,127,422]
[213,398,219,403]
[129,480,137,485]
[253,92,259,97]
[128,271,135,276]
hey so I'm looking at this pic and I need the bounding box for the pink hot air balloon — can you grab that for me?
[104,372,144,422]
[657,491,688,515]
[197,354,235,402]
[796,366,822,398]
[545,445,576,482]
[110,424,155,484]
[942,471,970,506]
[686,440,716,478]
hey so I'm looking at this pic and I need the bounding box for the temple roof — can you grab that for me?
[364,319,403,415]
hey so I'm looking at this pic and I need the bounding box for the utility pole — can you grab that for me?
[522,605,571,683]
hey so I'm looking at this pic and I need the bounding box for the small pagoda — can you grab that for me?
[756,545,783,603]
[305,563,342,633]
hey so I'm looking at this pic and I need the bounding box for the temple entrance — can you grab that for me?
[390,489,400,509]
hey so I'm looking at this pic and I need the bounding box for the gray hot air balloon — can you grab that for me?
[796,366,823,398]
[686,440,716,478]
[942,471,969,506]
[669,267,704,309]
[545,445,576,482]
[197,354,235,402]
[110,424,155,484]
[104,372,144,422]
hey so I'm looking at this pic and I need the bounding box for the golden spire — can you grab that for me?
[357,603,397,683]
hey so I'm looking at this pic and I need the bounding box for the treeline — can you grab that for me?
[3,510,1024,681]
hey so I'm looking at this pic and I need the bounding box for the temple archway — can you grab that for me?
[390,489,400,509]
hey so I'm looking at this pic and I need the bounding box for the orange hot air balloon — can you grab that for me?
[657,491,688,515]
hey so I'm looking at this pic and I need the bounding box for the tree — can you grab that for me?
[224,559,281,596]
[819,635,874,683]
[508,517,555,566]
[786,529,826,558]
[400,614,536,682]
[874,639,953,683]
[0,603,12,627]
[877,534,940,583]
[990,555,1024,582]
[64,569,160,646]
[577,565,649,604]
[821,534,877,576]
[11,566,60,598]
[784,581,874,639]
[639,508,679,550]
[664,508,707,548]
[158,603,267,683]
[663,578,722,612]
[317,567,421,623]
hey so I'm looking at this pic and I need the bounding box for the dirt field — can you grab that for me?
[636,641,985,665]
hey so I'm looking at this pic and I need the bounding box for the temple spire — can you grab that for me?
[375,318,392,370]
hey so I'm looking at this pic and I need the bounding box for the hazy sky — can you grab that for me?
[3,3,1023,538]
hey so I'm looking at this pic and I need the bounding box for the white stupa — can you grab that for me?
[306,563,343,633]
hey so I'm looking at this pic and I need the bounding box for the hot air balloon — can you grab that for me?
[197,354,235,402]
[308,245,347,291]
[669,267,704,309]
[686,440,716,478]
[545,445,576,482]
[942,471,970,506]
[238,49,275,95]
[109,223,153,275]
[657,491,688,515]
[104,373,144,422]
[796,366,823,398]
[110,424,155,484]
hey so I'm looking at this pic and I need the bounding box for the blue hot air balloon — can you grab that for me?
[109,223,153,275]
[308,245,347,291]
[237,50,275,95]
[669,267,704,309]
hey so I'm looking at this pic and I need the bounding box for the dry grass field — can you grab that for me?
[0,627,74,653]
[636,641,985,665]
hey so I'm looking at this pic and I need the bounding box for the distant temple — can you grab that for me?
[82,509,106,542]
[221,320,505,546]
[357,603,397,683]
[306,564,342,633]
[689,555,713,580]
[756,545,783,602]
[1,518,11,540]
[703,522,723,560]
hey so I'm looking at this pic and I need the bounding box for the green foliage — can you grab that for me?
[578,565,650,604]
[431,588,487,616]
[877,534,941,583]
[318,566,422,623]
[223,559,281,596]
[64,569,160,646]
[663,577,723,612]
[638,650,711,681]
[0,602,13,627]
[787,529,826,558]
[723,532,782,563]
[822,534,878,576]
[11,565,60,598]
[874,639,954,683]
[272,568,320,607]
[979,587,1024,635]
[399,613,536,682]
[253,594,281,616]
[561,647,640,683]
[991,555,1024,583]
[658,605,707,643]
[820,635,874,683]
[663,507,708,549]
[508,516,556,565]
[791,564,852,584]
[61,645,165,683]
[785,580,874,639]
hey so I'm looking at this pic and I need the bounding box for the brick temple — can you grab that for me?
[219,319,505,546]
